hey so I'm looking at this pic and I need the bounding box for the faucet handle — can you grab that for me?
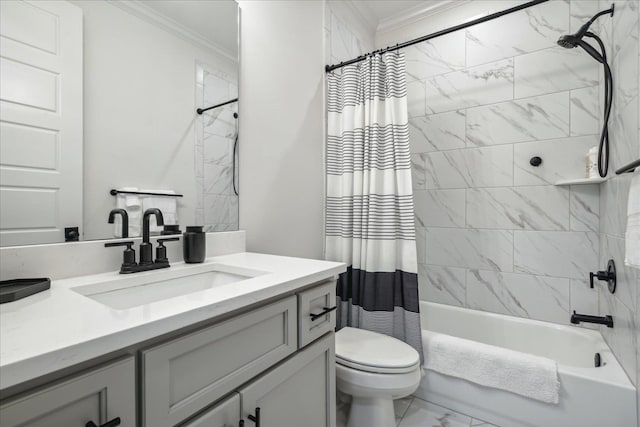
[105,241,136,269]
[155,237,179,264]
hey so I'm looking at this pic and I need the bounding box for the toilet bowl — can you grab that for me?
[335,327,421,427]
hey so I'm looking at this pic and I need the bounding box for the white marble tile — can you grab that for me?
[204,134,233,165]
[569,184,599,232]
[570,279,599,323]
[600,233,637,312]
[514,47,599,98]
[408,80,427,118]
[194,143,204,178]
[599,290,637,383]
[416,226,426,265]
[514,231,598,279]
[570,1,602,34]
[467,270,570,324]
[425,228,513,272]
[398,398,472,427]
[570,86,600,136]
[466,92,570,146]
[466,0,569,67]
[330,12,356,63]
[610,0,639,58]
[204,163,233,195]
[513,134,598,186]
[419,264,466,307]
[466,186,570,231]
[409,110,466,153]
[203,72,232,105]
[426,59,514,114]
[204,194,237,225]
[424,145,514,189]
[204,106,237,138]
[414,189,466,228]
[405,31,466,81]
[609,95,639,173]
[411,153,426,190]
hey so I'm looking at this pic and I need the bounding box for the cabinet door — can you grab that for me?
[183,394,240,427]
[142,296,297,427]
[239,333,335,427]
[0,357,135,427]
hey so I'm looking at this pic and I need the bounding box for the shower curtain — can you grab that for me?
[326,52,423,361]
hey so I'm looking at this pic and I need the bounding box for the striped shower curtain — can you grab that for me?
[326,52,423,362]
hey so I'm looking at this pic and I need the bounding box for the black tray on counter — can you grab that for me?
[0,278,51,304]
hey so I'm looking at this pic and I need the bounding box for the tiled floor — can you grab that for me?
[337,392,499,427]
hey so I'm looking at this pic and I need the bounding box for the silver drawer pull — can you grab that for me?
[310,306,337,321]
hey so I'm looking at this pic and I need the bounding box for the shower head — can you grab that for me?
[557,4,614,49]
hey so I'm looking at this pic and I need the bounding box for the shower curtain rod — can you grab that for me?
[196,98,238,115]
[325,0,549,72]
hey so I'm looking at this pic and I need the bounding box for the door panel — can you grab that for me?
[0,0,82,246]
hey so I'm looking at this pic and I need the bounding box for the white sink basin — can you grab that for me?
[71,264,265,309]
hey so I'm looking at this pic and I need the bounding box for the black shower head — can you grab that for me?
[557,4,614,49]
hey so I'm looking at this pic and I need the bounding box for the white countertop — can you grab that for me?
[0,252,346,390]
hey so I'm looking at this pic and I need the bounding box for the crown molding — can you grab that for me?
[109,0,237,63]
[377,0,472,34]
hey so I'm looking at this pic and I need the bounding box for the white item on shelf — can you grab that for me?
[587,146,599,179]
[423,330,559,404]
[625,169,640,269]
[141,190,178,233]
[115,187,141,237]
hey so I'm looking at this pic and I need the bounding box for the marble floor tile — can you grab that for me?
[398,398,472,427]
[470,420,499,427]
[394,396,414,425]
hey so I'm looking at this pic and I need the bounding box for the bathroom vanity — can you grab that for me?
[0,252,345,427]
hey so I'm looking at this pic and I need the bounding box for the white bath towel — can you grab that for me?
[423,331,560,404]
[115,187,141,237]
[140,190,179,233]
[625,169,640,270]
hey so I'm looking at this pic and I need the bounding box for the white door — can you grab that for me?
[0,0,82,246]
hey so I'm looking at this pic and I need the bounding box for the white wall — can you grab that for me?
[238,1,325,259]
[71,1,237,240]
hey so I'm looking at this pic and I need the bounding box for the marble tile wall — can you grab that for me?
[195,64,239,232]
[595,0,640,420]
[410,1,607,332]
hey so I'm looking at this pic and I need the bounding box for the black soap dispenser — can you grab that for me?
[183,226,206,263]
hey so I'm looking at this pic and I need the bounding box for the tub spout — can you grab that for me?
[571,311,613,328]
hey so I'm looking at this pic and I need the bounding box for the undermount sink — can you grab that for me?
[71,264,265,309]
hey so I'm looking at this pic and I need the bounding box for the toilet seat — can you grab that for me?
[335,327,420,374]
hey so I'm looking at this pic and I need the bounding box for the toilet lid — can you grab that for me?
[335,327,420,374]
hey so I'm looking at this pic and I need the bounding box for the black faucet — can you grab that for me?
[571,311,614,328]
[108,209,129,238]
[105,208,179,274]
[140,208,164,265]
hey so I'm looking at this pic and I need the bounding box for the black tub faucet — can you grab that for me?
[140,208,164,265]
[108,209,129,238]
[571,311,614,328]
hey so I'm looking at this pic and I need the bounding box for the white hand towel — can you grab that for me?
[114,187,141,238]
[140,190,179,233]
[423,330,560,404]
[625,169,640,269]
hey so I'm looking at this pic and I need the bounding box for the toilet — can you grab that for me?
[335,327,422,427]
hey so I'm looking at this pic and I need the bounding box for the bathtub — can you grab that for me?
[415,301,637,427]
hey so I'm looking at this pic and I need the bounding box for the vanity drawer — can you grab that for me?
[298,280,336,347]
[142,296,297,427]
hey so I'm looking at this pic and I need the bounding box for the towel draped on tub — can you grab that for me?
[423,330,560,404]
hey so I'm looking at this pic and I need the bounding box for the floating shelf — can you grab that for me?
[554,177,607,186]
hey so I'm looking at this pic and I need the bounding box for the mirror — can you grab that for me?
[0,0,239,247]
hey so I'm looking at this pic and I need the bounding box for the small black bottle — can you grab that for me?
[183,226,206,263]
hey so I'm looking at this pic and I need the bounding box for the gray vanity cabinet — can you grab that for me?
[142,296,298,427]
[239,333,336,427]
[182,394,240,427]
[0,357,135,427]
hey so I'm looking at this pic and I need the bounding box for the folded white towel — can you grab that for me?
[423,330,560,404]
[115,187,141,238]
[625,169,640,270]
[140,190,179,233]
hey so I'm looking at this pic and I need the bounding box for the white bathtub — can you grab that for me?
[415,301,637,427]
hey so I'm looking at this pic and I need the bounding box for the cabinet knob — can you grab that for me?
[85,417,121,427]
